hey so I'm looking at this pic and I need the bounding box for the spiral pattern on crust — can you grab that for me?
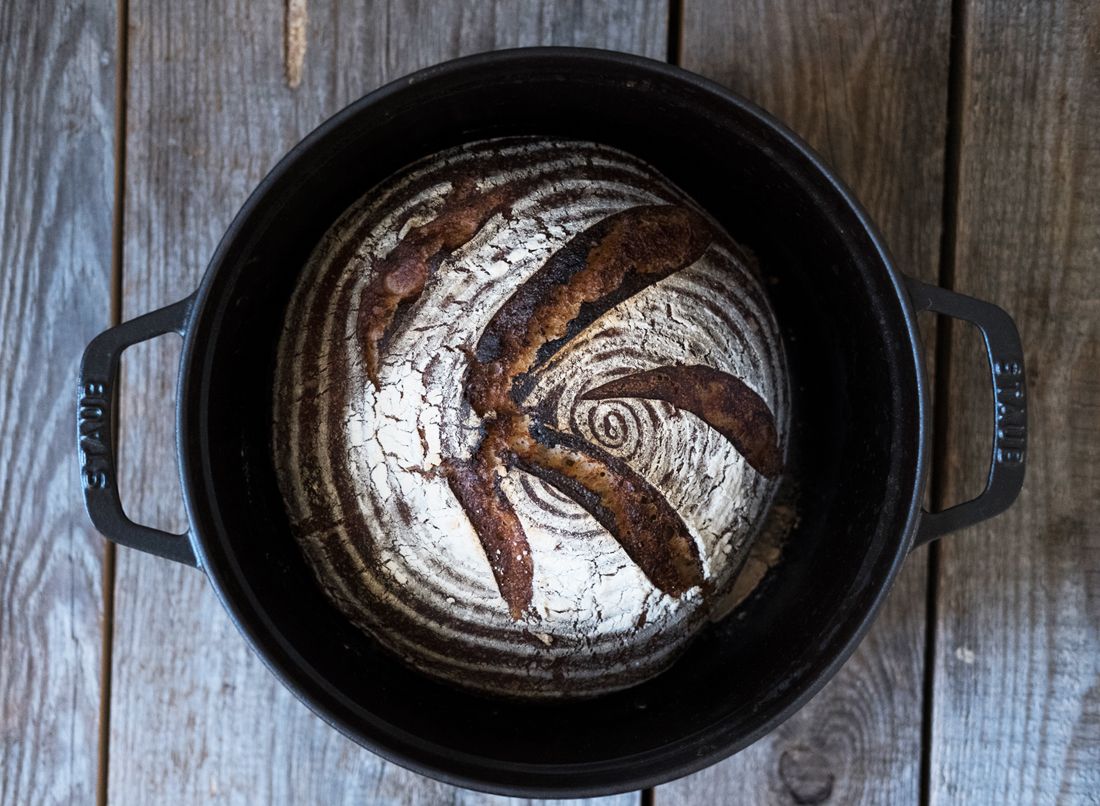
[272,137,789,698]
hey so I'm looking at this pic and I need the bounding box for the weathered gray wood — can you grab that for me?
[109,1,664,803]
[658,1,951,803]
[0,1,116,804]
[930,1,1100,802]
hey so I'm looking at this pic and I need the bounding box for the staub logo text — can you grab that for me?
[79,381,110,490]
[994,360,1026,466]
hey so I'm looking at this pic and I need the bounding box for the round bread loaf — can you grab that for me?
[272,137,789,698]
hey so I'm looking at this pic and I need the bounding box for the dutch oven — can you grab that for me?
[76,48,1027,797]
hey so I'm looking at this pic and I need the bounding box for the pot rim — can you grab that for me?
[177,46,928,797]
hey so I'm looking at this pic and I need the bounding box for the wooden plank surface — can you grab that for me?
[2,0,1086,802]
[659,1,951,803]
[930,0,1100,802]
[109,1,665,803]
[0,2,116,804]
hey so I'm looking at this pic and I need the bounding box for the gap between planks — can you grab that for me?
[920,0,969,802]
[96,0,129,803]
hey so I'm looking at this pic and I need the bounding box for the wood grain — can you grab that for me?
[659,1,951,803]
[110,1,664,803]
[0,1,115,804]
[930,0,1100,802]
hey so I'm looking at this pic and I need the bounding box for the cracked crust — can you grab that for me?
[272,137,790,698]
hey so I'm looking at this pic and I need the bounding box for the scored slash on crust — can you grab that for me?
[582,365,783,479]
[359,189,782,619]
[357,177,523,388]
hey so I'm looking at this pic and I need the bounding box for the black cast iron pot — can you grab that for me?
[77,48,1028,797]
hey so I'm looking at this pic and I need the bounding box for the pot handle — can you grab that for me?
[77,296,198,566]
[906,277,1027,546]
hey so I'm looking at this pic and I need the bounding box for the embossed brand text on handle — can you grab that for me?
[79,381,110,490]
[993,360,1026,466]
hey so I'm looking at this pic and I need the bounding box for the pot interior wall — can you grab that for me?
[184,54,921,788]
